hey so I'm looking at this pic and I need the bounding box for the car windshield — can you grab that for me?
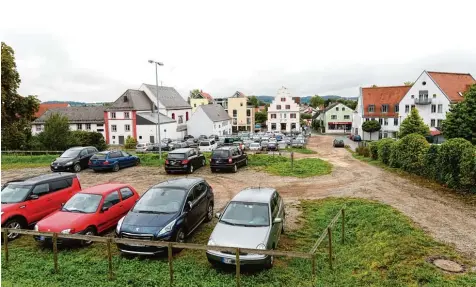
[199,142,210,146]
[1,184,32,203]
[91,153,107,159]
[133,188,186,214]
[62,193,102,213]
[220,202,270,227]
[168,153,186,160]
[60,149,80,158]
[212,150,229,158]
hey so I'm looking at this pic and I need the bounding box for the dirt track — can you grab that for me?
[2,135,476,258]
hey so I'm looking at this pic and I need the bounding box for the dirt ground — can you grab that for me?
[2,135,476,258]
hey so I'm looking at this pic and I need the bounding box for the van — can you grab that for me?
[199,140,217,152]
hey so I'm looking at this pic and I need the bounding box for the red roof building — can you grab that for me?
[35,103,69,118]
[361,86,411,118]
[427,71,476,103]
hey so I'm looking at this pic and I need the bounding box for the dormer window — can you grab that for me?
[123,95,129,102]
[368,105,375,113]
[381,104,389,113]
[458,92,464,97]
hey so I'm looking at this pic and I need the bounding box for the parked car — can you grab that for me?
[136,143,154,153]
[1,173,82,240]
[199,140,217,152]
[198,135,208,141]
[249,142,261,151]
[51,146,98,172]
[210,146,248,173]
[89,150,140,172]
[260,140,269,151]
[184,135,195,141]
[170,141,189,150]
[352,135,362,142]
[209,135,219,141]
[291,139,304,148]
[165,148,206,174]
[116,178,214,255]
[278,141,288,150]
[162,138,172,144]
[267,142,278,151]
[333,139,345,148]
[206,187,285,268]
[34,183,139,246]
[233,141,244,151]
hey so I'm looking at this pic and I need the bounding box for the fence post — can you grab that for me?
[291,152,294,171]
[3,229,8,265]
[327,227,333,270]
[341,209,345,244]
[53,233,59,273]
[168,243,174,287]
[235,248,241,287]
[312,253,316,277]
[107,238,113,280]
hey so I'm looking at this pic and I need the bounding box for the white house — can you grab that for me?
[187,104,232,138]
[267,87,300,133]
[32,106,106,137]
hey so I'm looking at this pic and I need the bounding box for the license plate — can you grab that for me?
[222,258,233,264]
[39,236,45,241]
[54,167,58,169]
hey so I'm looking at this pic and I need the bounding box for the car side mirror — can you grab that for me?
[184,201,192,212]
[215,212,221,218]
[273,218,282,224]
[29,194,39,200]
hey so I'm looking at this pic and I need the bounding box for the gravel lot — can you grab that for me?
[2,135,476,258]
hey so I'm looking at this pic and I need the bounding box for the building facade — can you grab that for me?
[267,87,300,133]
[226,92,255,133]
[187,104,232,138]
[321,102,354,133]
[190,90,212,113]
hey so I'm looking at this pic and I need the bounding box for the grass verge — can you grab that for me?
[248,154,332,177]
[284,148,317,154]
[2,198,475,286]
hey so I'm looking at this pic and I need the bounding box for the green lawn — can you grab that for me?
[2,198,475,286]
[284,148,317,154]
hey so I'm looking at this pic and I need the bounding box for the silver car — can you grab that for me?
[206,188,285,268]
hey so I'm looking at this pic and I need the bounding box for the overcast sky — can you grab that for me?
[1,0,476,103]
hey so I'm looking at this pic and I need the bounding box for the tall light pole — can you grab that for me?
[148,60,164,159]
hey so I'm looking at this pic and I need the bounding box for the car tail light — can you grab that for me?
[228,158,232,163]
[165,160,169,164]
[182,159,189,164]
[88,160,92,165]
[103,161,109,165]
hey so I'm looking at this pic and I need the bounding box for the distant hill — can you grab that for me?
[256,95,357,104]
[42,101,111,107]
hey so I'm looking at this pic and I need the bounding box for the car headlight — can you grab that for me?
[157,219,176,236]
[66,161,73,165]
[116,216,125,234]
[61,228,74,234]
[34,224,39,231]
[0,211,4,215]
[51,161,55,165]
[208,238,216,246]
[256,243,266,250]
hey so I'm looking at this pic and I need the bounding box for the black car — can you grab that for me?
[210,146,248,173]
[51,146,98,172]
[333,139,345,148]
[115,178,214,255]
[165,148,206,174]
[267,142,278,151]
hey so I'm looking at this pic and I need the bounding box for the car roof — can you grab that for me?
[8,172,77,185]
[231,187,276,203]
[68,146,95,150]
[80,183,131,195]
[169,148,195,154]
[154,177,204,190]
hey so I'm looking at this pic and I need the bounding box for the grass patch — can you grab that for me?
[248,154,332,177]
[1,154,59,170]
[284,148,317,154]
[2,198,475,286]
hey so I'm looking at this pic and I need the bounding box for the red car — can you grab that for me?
[34,183,139,245]
[1,173,81,240]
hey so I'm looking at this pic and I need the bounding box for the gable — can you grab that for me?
[427,71,476,103]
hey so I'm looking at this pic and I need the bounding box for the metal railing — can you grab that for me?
[414,98,432,105]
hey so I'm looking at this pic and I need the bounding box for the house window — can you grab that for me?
[411,105,415,110]
[112,125,117,132]
[124,112,130,119]
[139,136,142,139]
[35,125,42,131]
[186,112,189,121]
[422,81,427,86]
[97,124,104,127]
[331,115,337,120]
[232,118,237,125]
[77,124,82,130]
[178,115,184,124]
[86,124,91,130]
[405,105,409,113]
[125,124,130,132]
[336,107,339,111]
[112,136,116,139]
[384,118,388,126]
[240,103,243,107]
[271,114,277,119]
[368,105,375,113]
[290,113,296,118]
[283,113,287,119]
[247,109,251,117]
[395,105,399,113]
[342,107,345,111]
[411,95,415,99]
[232,110,237,117]
[394,118,398,126]
[437,104,443,113]
[430,119,436,127]
[276,105,282,110]
[171,113,175,120]
[365,118,369,122]
[344,115,350,120]
[378,118,383,125]
[194,103,197,107]
[281,98,286,102]
[285,105,290,109]
[431,105,436,113]
[384,132,388,138]
[111,112,116,119]
[419,90,429,101]
[271,123,276,130]
[433,94,437,98]
[437,120,442,128]
[381,104,389,113]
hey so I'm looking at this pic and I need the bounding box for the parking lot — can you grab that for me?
[2,135,476,258]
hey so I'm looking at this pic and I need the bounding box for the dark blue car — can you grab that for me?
[115,178,214,255]
[89,150,140,172]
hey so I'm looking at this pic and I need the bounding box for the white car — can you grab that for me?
[249,142,261,151]
[135,143,153,153]
[199,140,217,152]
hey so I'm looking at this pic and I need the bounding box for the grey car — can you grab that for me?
[206,188,285,268]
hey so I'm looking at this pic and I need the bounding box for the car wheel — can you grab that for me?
[166,170,171,174]
[281,215,285,234]
[202,159,206,167]
[205,203,214,222]
[135,159,140,166]
[244,159,248,166]
[232,164,237,173]
[113,163,120,172]
[4,218,24,240]
[174,227,186,245]
[81,227,96,246]
[264,254,274,269]
[73,163,81,173]
[211,168,216,173]
[189,165,194,174]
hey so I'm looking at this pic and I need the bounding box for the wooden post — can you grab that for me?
[3,229,9,265]
[107,239,113,280]
[291,151,294,171]
[327,227,333,270]
[53,233,59,273]
[311,254,316,277]
[235,248,241,287]
[341,209,345,244]
[168,243,174,287]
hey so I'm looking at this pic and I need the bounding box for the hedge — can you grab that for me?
[437,138,475,189]
[369,142,379,160]
[390,134,429,174]
[377,139,395,165]
[423,144,440,180]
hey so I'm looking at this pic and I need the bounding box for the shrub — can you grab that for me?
[390,133,429,174]
[356,146,370,158]
[437,138,476,189]
[377,138,395,165]
[124,136,138,149]
[423,144,440,180]
[369,142,379,160]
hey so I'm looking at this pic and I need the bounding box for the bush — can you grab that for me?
[69,130,107,151]
[377,139,395,165]
[124,136,138,149]
[356,146,370,158]
[423,145,440,180]
[369,142,379,160]
[437,138,476,189]
[390,133,429,174]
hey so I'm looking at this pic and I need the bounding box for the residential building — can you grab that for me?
[32,106,105,137]
[227,91,255,132]
[34,103,69,118]
[318,102,354,133]
[292,97,301,105]
[187,104,232,138]
[190,90,213,113]
[213,98,228,110]
[267,87,300,133]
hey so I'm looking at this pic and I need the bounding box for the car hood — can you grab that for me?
[37,211,95,232]
[209,222,270,249]
[121,211,177,233]
[53,157,75,164]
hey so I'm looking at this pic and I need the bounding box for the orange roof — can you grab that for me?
[200,91,213,101]
[427,71,476,103]
[362,86,411,118]
[35,103,69,118]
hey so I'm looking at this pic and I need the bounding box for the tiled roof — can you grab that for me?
[33,106,105,124]
[107,89,154,111]
[362,86,411,118]
[199,104,231,122]
[427,71,476,103]
[35,103,69,118]
[136,112,175,125]
[200,91,213,101]
[143,84,191,109]
[231,91,246,98]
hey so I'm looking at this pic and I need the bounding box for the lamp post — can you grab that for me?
[148,60,164,159]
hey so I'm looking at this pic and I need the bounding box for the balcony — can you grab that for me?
[415,98,432,105]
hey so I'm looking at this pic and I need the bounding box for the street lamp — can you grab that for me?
[148,60,164,159]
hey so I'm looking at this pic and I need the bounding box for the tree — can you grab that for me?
[1,42,40,149]
[309,95,324,109]
[442,84,476,144]
[362,120,381,140]
[38,113,71,150]
[371,85,378,88]
[255,111,267,124]
[404,81,414,86]
[399,108,429,138]
[124,136,138,149]
[248,95,260,108]
[301,113,312,120]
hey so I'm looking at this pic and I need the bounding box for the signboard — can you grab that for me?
[255,124,261,128]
